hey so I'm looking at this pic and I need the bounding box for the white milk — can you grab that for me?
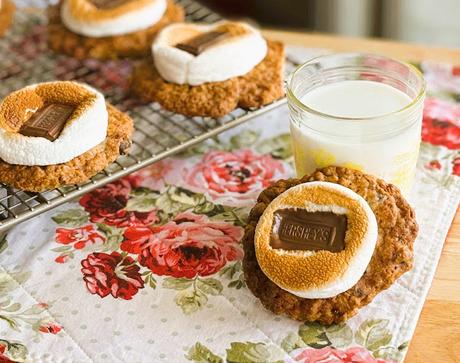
[290,80,422,194]
[300,80,411,118]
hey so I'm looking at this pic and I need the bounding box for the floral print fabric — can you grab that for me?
[1,21,460,362]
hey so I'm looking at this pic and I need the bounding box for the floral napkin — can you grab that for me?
[1,16,460,363]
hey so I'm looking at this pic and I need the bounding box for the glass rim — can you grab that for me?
[286,52,427,122]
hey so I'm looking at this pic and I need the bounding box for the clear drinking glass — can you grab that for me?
[287,53,426,194]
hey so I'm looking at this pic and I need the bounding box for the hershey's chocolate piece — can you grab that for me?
[90,0,133,9]
[270,208,347,252]
[20,104,75,142]
[176,31,230,55]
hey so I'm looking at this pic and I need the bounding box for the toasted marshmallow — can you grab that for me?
[61,0,167,37]
[0,81,108,166]
[254,182,378,299]
[153,21,268,86]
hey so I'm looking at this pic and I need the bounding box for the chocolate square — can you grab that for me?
[175,31,230,56]
[270,208,347,252]
[20,103,75,142]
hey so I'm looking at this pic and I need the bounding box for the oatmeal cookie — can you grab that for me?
[47,0,184,60]
[130,40,285,118]
[243,166,417,325]
[0,103,133,192]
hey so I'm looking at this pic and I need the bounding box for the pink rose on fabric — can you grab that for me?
[55,225,105,250]
[290,346,395,363]
[122,212,244,278]
[183,149,286,206]
[135,158,187,191]
[422,97,460,150]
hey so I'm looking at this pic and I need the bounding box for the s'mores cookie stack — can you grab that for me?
[131,21,285,117]
[0,81,133,191]
[243,166,418,324]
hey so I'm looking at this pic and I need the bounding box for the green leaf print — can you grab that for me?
[195,278,223,296]
[373,346,403,361]
[96,224,124,251]
[324,324,353,348]
[208,206,248,227]
[355,319,392,351]
[0,339,28,361]
[2,302,21,313]
[163,277,193,290]
[280,332,307,353]
[175,290,208,315]
[226,342,285,363]
[298,323,331,348]
[126,188,159,212]
[219,261,241,280]
[0,314,19,330]
[193,200,216,215]
[255,133,293,160]
[156,186,208,215]
[52,209,89,227]
[142,272,157,289]
[186,342,223,363]
[51,245,72,253]
[230,130,260,149]
[0,271,29,295]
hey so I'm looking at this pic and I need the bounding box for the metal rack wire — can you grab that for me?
[0,0,294,232]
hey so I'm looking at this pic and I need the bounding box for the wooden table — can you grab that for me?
[261,30,460,363]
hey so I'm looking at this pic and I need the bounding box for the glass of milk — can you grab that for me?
[287,53,426,194]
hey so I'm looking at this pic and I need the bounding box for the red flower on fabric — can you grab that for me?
[422,97,460,150]
[291,346,395,363]
[122,212,244,278]
[425,160,442,171]
[79,179,158,227]
[81,252,144,300]
[55,225,105,250]
[38,322,62,335]
[55,255,70,264]
[0,344,16,363]
[184,149,286,206]
[452,157,460,176]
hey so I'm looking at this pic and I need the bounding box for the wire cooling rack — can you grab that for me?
[0,0,294,232]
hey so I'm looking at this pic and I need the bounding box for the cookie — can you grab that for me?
[131,21,285,118]
[0,0,15,36]
[243,166,417,325]
[47,0,184,60]
[0,82,133,192]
